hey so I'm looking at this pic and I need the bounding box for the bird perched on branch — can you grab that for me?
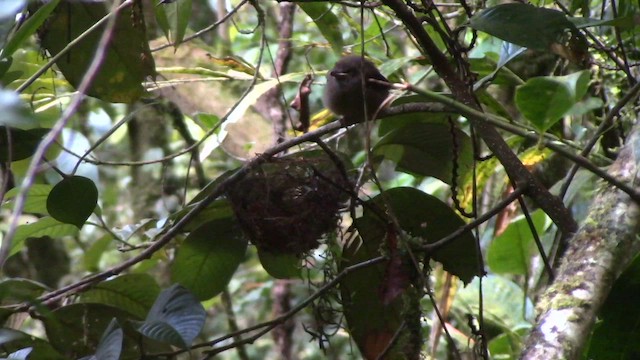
[323,55,390,125]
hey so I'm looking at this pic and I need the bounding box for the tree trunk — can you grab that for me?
[521,110,640,359]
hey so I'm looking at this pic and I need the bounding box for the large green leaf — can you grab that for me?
[79,319,123,360]
[79,274,160,319]
[3,184,53,215]
[515,77,574,133]
[298,3,344,55]
[453,275,534,332]
[0,278,48,303]
[0,127,50,162]
[47,175,98,228]
[0,328,65,360]
[171,218,247,300]
[359,187,480,284]
[135,284,206,349]
[38,1,155,103]
[487,210,549,275]
[155,0,192,47]
[1,0,60,60]
[42,303,167,359]
[374,122,473,184]
[11,217,79,257]
[339,231,406,360]
[257,249,301,279]
[470,3,576,50]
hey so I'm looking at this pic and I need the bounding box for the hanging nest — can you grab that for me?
[227,152,350,254]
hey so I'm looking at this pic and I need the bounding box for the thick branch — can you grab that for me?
[521,111,640,359]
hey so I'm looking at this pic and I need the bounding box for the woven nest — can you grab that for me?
[227,153,349,254]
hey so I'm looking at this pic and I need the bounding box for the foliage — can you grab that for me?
[0,0,638,359]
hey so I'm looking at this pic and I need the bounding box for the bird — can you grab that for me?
[323,55,390,125]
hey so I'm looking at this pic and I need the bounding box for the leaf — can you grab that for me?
[0,278,48,303]
[374,122,473,184]
[258,249,301,279]
[41,303,142,359]
[470,4,576,50]
[79,274,160,319]
[38,1,155,103]
[1,0,60,60]
[3,184,53,215]
[80,319,123,360]
[515,77,574,133]
[171,218,247,300]
[487,210,549,275]
[135,284,206,348]
[357,187,481,284]
[11,217,79,257]
[339,233,406,360]
[453,275,534,332]
[298,3,344,55]
[47,176,98,228]
[155,0,192,47]
[0,127,49,162]
[83,234,112,272]
[0,329,64,360]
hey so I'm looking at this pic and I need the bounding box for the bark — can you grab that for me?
[521,111,640,359]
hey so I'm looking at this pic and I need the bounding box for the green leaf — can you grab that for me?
[298,3,344,55]
[171,218,247,300]
[155,0,192,47]
[38,1,155,103]
[339,232,405,360]
[358,187,481,284]
[0,328,65,360]
[258,249,301,279]
[3,184,53,215]
[42,303,143,359]
[453,275,534,332]
[79,274,160,319]
[83,234,112,272]
[487,210,549,275]
[0,278,48,303]
[1,0,60,60]
[374,122,473,184]
[83,319,123,360]
[135,284,206,348]
[515,77,574,133]
[0,127,49,162]
[47,176,98,228]
[11,217,79,257]
[470,3,575,50]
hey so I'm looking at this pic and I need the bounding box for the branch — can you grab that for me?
[380,0,577,237]
[521,109,640,359]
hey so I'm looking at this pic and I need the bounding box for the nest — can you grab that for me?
[227,153,349,254]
